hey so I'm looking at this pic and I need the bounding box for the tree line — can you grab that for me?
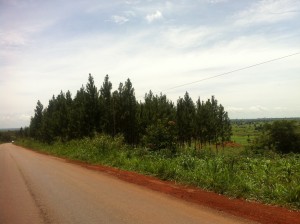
[26,74,232,150]
[0,130,17,143]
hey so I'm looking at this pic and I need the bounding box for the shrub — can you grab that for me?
[252,120,300,153]
[142,119,177,151]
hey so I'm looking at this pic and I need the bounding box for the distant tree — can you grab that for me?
[138,91,176,139]
[30,100,44,139]
[0,131,15,143]
[40,95,56,142]
[176,92,195,146]
[121,79,138,144]
[100,75,113,135]
[217,104,231,149]
[195,98,206,149]
[72,86,88,138]
[252,120,300,153]
[112,79,138,144]
[85,74,100,136]
[208,96,219,147]
[26,74,233,149]
[194,96,231,150]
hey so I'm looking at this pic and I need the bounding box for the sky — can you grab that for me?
[0,0,300,128]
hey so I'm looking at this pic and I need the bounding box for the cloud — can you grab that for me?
[0,31,27,47]
[227,107,244,113]
[0,113,31,128]
[249,106,268,112]
[274,106,288,111]
[111,15,129,24]
[146,10,163,23]
[161,26,215,49]
[234,0,300,26]
[125,0,140,5]
[207,0,228,3]
[1,0,299,127]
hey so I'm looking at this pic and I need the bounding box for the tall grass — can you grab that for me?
[17,135,300,210]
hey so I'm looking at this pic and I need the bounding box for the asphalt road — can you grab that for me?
[0,143,255,224]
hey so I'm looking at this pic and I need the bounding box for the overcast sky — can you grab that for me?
[1,0,300,128]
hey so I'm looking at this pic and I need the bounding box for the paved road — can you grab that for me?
[0,143,254,224]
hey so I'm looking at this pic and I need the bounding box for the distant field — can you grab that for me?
[0,128,19,132]
[231,123,259,146]
[231,118,300,146]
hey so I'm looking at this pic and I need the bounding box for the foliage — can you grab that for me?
[17,136,300,210]
[176,92,195,146]
[252,120,300,153]
[24,74,232,149]
[0,130,18,143]
[142,119,177,151]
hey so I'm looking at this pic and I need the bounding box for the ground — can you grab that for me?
[67,156,300,224]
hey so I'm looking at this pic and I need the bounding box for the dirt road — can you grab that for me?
[0,143,257,224]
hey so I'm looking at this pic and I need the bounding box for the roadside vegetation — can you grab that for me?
[16,74,300,210]
[17,132,300,210]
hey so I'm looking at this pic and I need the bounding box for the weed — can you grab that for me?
[16,136,300,210]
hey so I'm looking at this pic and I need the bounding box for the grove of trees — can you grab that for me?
[26,74,232,150]
[252,120,300,153]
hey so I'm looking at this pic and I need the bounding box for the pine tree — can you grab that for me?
[176,92,195,147]
[195,98,206,149]
[85,74,100,136]
[100,75,113,135]
[121,79,138,144]
[72,86,88,138]
[30,100,44,139]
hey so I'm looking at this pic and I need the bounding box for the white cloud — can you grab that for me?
[250,106,268,112]
[227,107,244,113]
[207,0,228,4]
[234,0,300,26]
[0,113,31,128]
[274,106,288,111]
[0,31,27,47]
[146,10,163,23]
[161,26,214,49]
[125,0,140,5]
[111,15,129,24]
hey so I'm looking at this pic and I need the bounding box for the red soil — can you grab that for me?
[224,141,243,147]
[22,146,299,224]
[68,160,300,224]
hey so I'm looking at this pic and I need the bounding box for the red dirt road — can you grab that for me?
[0,143,299,224]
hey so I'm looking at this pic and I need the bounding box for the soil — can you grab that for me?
[65,159,300,224]
[224,141,243,147]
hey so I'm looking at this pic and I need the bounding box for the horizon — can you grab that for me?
[2,117,300,130]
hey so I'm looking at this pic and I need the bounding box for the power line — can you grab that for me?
[164,51,300,92]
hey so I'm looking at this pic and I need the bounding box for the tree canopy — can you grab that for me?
[25,74,232,150]
[253,120,300,153]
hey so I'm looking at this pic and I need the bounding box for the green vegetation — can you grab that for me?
[252,120,300,153]
[16,74,300,210]
[17,135,300,210]
[23,74,231,149]
[0,129,18,143]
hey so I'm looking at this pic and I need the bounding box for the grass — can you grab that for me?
[231,123,260,146]
[16,134,300,210]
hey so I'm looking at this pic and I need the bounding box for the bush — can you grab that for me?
[252,120,300,154]
[142,119,177,151]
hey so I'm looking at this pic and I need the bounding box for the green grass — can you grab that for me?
[231,123,261,146]
[16,135,300,210]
